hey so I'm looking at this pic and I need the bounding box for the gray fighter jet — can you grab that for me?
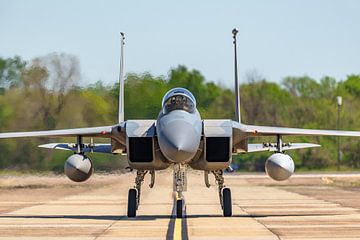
[1,29,360,218]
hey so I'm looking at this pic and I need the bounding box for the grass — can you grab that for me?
[0,169,57,176]
[320,176,360,188]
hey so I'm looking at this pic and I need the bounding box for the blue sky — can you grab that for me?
[1,0,359,87]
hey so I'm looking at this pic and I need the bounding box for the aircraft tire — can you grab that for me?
[222,187,232,217]
[127,188,137,217]
[176,199,183,218]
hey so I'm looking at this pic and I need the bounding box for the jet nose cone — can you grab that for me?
[158,119,200,163]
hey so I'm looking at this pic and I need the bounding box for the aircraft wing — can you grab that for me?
[233,122,360,137]
[0,125,115,139]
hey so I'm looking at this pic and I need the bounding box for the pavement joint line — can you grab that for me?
[236,183,360,240]
[235,203,281,240]
[93,217,117,240]
[75,195,123,239]
[284,186,360,214]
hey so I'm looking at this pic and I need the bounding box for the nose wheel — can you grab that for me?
[176,195,184,218]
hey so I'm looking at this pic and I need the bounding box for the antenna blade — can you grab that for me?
[118,32,125,123]
[232,28,241,123]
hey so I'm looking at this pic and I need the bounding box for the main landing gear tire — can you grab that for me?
[127,188,137,217]
[222,187,232,217]
[176,199,183,218]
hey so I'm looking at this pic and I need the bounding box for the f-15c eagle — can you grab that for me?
[1,29,360,218]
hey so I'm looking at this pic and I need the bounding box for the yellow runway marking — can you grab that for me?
[173,218,182,240]
[173,192,183,240]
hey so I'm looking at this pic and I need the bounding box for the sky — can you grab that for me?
[1,0,360,87]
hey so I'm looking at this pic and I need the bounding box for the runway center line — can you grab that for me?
[166,192,188,240]
[173,217,182,240]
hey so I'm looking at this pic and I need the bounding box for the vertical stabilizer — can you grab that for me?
[232,28,241,123]
[118,32,125,123]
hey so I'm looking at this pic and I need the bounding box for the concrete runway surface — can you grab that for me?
[1,171,360,239]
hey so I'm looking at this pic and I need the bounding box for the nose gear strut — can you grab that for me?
[173,164,187,218]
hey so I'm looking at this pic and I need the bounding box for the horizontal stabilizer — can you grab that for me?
[38,143,112,154]
[247,143,320,153]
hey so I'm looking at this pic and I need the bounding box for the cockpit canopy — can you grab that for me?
[162,88,196,114]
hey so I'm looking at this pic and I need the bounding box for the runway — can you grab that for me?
[1,171,360,239]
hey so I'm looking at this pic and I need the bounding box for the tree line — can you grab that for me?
[1,53,360,172]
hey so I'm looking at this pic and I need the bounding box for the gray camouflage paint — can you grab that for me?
[157,109,202,163]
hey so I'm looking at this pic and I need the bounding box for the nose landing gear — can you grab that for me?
[174,164,187,218]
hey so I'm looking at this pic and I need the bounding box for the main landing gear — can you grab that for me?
[127,170,155,217]
[206,170,232,217]
[127,167,232,218]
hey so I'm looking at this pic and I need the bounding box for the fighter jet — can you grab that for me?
[1,29,360,218]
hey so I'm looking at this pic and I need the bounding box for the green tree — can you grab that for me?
[0,56,26,89]
[1,55,360,172]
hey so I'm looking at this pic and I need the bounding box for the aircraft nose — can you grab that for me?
[158,119,200,163]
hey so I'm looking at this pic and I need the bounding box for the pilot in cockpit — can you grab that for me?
[164,94,195,114]
[161,87,196,114]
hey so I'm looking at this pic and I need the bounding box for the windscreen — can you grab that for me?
[161,88,196,114]
[163,94,195,114]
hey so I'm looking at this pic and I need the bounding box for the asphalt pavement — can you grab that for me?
[1,171,360,239]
